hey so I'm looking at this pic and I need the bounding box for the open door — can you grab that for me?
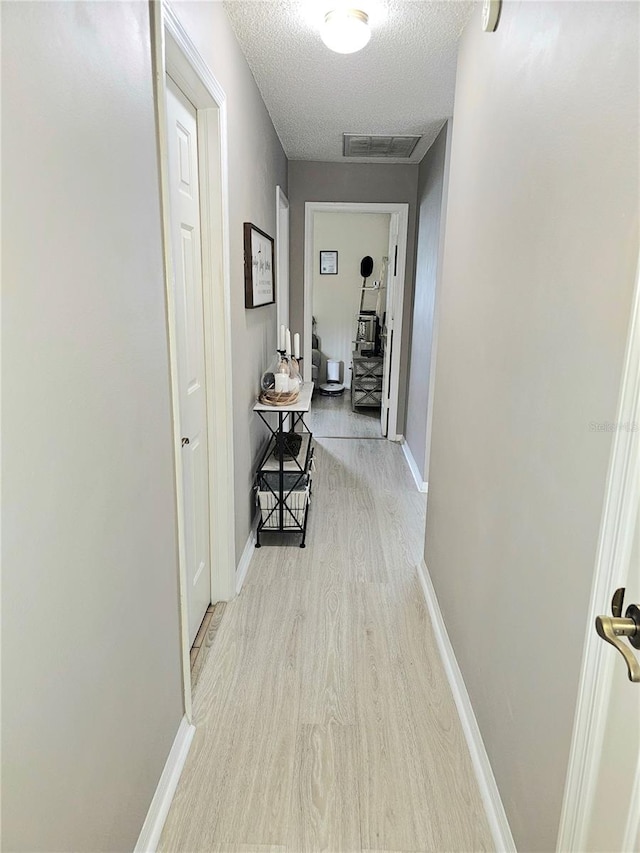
[586,508,640,851]
[559,260,640,852]
[380,214,399,438]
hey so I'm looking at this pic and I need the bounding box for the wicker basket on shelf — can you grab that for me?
[259,389,299,407]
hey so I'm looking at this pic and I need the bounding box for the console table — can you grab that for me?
[253,382,314,548]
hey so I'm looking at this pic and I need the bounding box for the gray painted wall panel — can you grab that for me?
[405,124,449,480]
[2,1,289,848]
[2,3,183,849]
[288,161,419,433]
[425,3,639,850]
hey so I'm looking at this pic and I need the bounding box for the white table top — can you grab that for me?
[254,381,314,413]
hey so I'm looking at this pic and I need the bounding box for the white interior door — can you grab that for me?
[580,265,640,852]
[165,75,211,646]
[381,214,399,437]
[585,498,640,852]
[560,261,640,852]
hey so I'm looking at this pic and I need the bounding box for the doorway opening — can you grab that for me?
[152,2,236,720]
[304,202,409,441]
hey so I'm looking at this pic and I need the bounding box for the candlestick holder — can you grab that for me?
[289,356,303,395]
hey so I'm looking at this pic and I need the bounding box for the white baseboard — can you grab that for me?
[134,715,195,853]
[417,560,516,852]
[401,439,428,493]
[236,523,256,595]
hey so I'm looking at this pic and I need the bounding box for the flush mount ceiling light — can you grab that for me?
[321,8,371,54]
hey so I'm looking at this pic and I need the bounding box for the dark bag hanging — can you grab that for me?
[271,432,303,461]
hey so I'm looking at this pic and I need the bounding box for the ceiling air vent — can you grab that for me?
[343,134,421,159]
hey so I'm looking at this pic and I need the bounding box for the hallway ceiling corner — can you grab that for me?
[223,0,475,164]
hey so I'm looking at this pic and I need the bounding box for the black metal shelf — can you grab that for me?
[253,383,315,548]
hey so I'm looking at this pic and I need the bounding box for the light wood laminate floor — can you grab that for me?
[308,392,382,439]
[190,602,226,690]
[160,438,493,853]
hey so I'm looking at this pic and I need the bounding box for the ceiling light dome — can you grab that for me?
[321,9,371,54]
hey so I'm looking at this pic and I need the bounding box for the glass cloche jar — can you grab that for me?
[260,351,300,405]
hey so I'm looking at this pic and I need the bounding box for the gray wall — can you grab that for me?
[173,2,288,564]
[405,123,449,481]
[2,1,289,849]
[288,161,419,433]
[2,3,183,850]
[424,2,639,851]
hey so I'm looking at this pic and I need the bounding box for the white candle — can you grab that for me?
[285,329,292,357]
[279,324,285,351]
[275,373,288,393]
[294,333,300,360]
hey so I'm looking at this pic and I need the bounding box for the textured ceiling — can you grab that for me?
[224,0,475,163]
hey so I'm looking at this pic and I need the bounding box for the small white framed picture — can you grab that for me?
[319,250,338,275]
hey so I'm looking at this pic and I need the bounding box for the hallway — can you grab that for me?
[159,435,493,852]
[4,1,640,850]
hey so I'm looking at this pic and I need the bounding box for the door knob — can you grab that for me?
[595,588,640,682]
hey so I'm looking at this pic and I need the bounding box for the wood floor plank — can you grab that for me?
[211,582,306,846]
[160,582,305,851]
[299,576,356,726]
[308,392,382,439]
[312,440,390,584]
[385,579,493,852]
[288,723,361,853]
[205,845,286,852]
[191,601,226,688]
[193,609,213,648]
[352,581,437,852]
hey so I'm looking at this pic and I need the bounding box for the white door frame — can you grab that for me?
[557,253,640,850]
[303,201,409,441]
[151,1,236,721]
[276,186,290,333]
[276,188,290,430]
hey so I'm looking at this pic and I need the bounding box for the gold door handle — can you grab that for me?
[595,588,640,682]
